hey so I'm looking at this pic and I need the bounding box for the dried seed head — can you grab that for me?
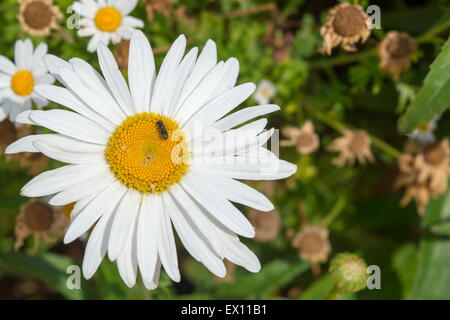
[327,130,374,167]
[23,1,52,29]
[248,209,280,242]
[332,5,367,37]
[18,0,63,37]
[281,121,320,155]
[23,201,54,232]
[115,39,131,71]
[0,119,18,153]
[319,3,371,55]
[292,226,331,263]
[378,31,417,80]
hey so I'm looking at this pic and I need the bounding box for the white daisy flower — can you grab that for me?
[6,31,297,289]
[407,117,439,144]
[254,79,276,105]
[0,39,54,122]
[72,0,144,52]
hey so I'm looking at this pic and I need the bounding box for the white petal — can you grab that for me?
[211,104,280,132]
[137,195,159,289]
[108,190,141,261]
[32,43,48,70]
[191,168,274,211]
[33,140,104,164]
[115,0,138,15]
[117,216,138,287]
[0,56,17,75]
[35,84,116,132]
[122,16,144,29]
[64,181,126,243]
[97,44,134,116]
[49,172,114,206]
[154,195,180,282]
[164,192,226,277]
[128,31,155,114]
[150,35,186,115]
[57,67,126,125]
[180,173,255,238]
[184,83,255,129]
[29,109,110,144]
[21,163,109,197]
[82,197,120,279]
[175,40,217,111]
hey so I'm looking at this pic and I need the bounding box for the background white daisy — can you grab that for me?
[72,0,144,52]
[254,79,277,105]
[0,39,54,123]
[407,117,439,144]
[7,31,296,289]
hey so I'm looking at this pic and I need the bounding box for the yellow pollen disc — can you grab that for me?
[95,7,122,32]
[11,70,34,96]
[105,112,189,193]
[418,122,430,132]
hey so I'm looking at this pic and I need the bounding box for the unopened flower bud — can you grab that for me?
[329,252,368,292]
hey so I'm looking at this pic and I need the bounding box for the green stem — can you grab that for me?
[327,285,343,300]
[416,18,450,44]
[307,107,402,159]
[320,195,347,227]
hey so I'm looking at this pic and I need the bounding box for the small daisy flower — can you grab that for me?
[378,31,417,80]
[254,79,276,105]
[0,39,54,122]
[407,117,438,144]
[7,31,297,288]
[319,2,371,55]
[327,129,375,167]
[72,0,144,52]
[18,0,63,37]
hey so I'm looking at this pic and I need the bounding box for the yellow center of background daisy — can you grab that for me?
[11,70,34,96]
[95,7,122,32]
[105,112,189,193]
[418,122,430,132]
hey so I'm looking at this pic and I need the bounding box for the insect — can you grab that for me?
[156,120,169,140]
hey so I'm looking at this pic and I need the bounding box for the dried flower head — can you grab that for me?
[291,225,331,263]
[143,0,172,22]
[281,120,320,155]
[4,124,48,174]
[319,3,371,55]
[414,140,450,193]
[247,209,281,242]
[378,31,417,80]
[18,0,63,37]
[395,139,450,215]
[327,129,375,167]
[114,40,131,71]
[15,199,68,252]
[0,119,18,153]
[214,259,235,283]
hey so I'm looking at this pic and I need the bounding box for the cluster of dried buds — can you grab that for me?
[395,140,450,215]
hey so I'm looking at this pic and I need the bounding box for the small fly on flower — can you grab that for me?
[157,120,169,140]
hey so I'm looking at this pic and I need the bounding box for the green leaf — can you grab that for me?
[412,179,450,299]
[216,259,310,298]
[399,37,450,133]
[392,244,419,299]
[0,252,85,300]
[299,275,334,300]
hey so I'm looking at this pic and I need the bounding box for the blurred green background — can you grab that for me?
[0,0,450,300]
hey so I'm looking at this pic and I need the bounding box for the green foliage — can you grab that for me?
[399,38,450,133]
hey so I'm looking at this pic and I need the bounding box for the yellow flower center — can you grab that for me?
[105,112,189,193]
[418,122,430,132]
[95,7,122,32]
[11,70,34,96]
